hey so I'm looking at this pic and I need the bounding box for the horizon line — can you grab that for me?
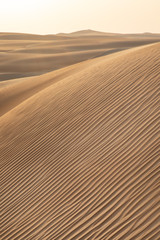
[0,29,160,36]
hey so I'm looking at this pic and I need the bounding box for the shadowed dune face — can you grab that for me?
[1,42,159,239]
[0,32,160,81]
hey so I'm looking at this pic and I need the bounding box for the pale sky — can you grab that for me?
[0,0,160,34]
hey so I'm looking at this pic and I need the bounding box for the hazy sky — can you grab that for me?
[0,0,160,34]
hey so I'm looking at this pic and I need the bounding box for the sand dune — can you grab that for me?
[1,42,159,239]
[0,32,70,40]
[0,32,160,81]
[58,29,160,38]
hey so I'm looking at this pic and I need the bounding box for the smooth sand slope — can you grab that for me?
[0,32,160,81]
[1,43,159,239]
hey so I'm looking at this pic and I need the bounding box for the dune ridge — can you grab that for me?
[1,43,159,239]
[0,44,153,117]
[0,32,160,81]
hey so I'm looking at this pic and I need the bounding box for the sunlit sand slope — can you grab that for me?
[0,43,159,239]
[0,32,160,81]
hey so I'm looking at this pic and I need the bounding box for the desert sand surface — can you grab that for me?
[0,31,160,81]
[0,31,160,239]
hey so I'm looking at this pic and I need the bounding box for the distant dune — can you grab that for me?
[0,32,70,40]
[1,39,159,239]
[59,29,160,38]
[58,29,117,36]
[0,31,160,81]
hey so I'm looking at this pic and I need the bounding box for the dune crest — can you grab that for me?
[1,43,159,239]
[0,31,160,81]
[0,44,154,117]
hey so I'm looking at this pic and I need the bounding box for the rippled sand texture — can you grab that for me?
[0,32,160,239]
